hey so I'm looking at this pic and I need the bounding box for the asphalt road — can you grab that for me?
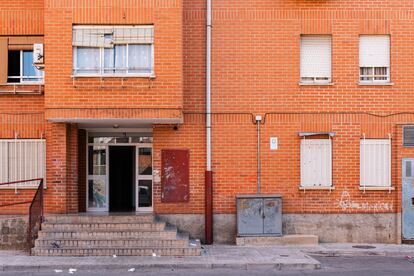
[1,255,414,276]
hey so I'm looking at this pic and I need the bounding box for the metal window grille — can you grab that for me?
[360,139,391,187]
[0,139,46,189]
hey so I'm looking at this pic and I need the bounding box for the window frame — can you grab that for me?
[359,35,391,84]
[359,66,390,84]
[73,43,155,78]
[7,50,44,84]
[300,35,332,85]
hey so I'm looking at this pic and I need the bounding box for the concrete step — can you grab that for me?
[38,227,178,240]
[35,238,188,248]
[44,214,154,224]
[236,235,319,246]
[31,247,202,257]
[42,222,165,232]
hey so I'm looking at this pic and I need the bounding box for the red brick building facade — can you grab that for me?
[1,0,414,243]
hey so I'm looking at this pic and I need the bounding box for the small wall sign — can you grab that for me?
[270,137,278,150]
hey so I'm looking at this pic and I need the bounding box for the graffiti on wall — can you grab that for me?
[336,191,393,212]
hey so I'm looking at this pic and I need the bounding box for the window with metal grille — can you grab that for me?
[300,35,332,84]
[360,139,391,187]
[403,126,414,147]
[359,35,390,83]
[0,139,46,189]
[300,139,332,187]
[72,25,154,77]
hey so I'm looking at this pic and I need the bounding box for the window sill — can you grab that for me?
[299,186,335,191]
[359,186,394,192]
[358,82,394,86]
[72,74,156,79]
[299,82,334,86]
[0,186,47,190]
[2,83,44,86]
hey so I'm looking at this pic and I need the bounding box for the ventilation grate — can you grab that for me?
[404,126,414,147]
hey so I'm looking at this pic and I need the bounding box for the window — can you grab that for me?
[72,26,154,76]
[7,50,44,83]
[300,139,332,187]
[403,126,414,147]
[300,35,332,84]
[360,139,391,187]
[359,35,390,83]
[0,140,46,189]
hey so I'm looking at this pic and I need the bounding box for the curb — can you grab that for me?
[0,261,321,272]
[306,250,414,258]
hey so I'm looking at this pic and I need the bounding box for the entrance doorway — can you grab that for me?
[86,133,153,212]
[403,158,414,241]
[109,146,135,212]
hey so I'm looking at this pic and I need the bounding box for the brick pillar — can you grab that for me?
[45,122,79,214]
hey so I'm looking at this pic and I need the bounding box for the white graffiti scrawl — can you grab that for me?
[337,191,393,212]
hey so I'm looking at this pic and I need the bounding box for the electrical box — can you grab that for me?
[236,194,282,236]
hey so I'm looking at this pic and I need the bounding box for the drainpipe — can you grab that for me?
[205,0,214,245]
[256,115,262,194]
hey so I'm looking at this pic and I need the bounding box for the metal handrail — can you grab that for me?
[0,178,44,250]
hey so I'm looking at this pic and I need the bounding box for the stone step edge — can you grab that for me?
[42,221,166,226]
[33,245,199,250]
[38,226,177,233]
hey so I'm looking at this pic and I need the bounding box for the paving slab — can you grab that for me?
[303,243,414,257]
[0,245,320,272]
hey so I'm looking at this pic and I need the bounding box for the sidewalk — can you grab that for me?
[2,243,414,273]
[0,245,320,272]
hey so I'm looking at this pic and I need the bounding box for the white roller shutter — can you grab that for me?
[0,139,45,189]
[300,139,332,187]
[359,35,390,68]
[360,139,391,187]
[300,35,332,80]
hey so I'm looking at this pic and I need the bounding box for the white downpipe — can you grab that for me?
[206,0,212,171]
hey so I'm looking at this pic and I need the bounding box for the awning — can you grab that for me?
[298,132,336,137]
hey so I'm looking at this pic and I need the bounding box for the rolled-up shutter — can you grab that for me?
[72,26,154,47]
[8,36,44,50]
[359,35,390,67]
[300,35,331,79]
[113,26,154,44]
[0,37,8,84]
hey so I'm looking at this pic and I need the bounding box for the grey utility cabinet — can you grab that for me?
[236,194,282,236]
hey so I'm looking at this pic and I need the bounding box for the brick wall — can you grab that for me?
[2,0,414,219]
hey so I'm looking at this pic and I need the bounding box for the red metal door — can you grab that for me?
[161,149,190,203]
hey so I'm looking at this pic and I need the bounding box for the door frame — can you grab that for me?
[136,143,153,212]
[402,158,414,240]
[85,131,153,213]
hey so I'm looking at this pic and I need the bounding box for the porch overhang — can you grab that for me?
[45,108,183,125]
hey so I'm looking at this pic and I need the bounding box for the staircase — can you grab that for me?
[31,214,202,257]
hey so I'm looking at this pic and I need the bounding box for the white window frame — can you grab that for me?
[300,35,332,85]
[72,26,155,78]
[360,139,392,188]
[0,139,46,190]
[7,50,44,84]
[300,138,333,188]
[359,66,390,83]
[359,35,391,84]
